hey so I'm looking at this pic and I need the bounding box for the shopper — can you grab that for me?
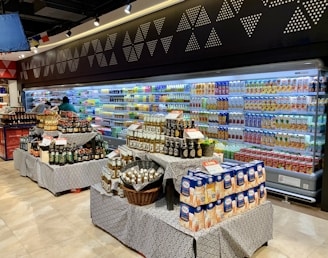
[31,101,52,113]
[58,96,77,112]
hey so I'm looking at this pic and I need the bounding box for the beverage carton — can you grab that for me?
[223,194,236,219]
[194,172,216,204]
[180,175,206,207]
[258,182,267,205]
[215,199,225,223]
[213,169,235,199]
[245,187,258,210]
[242,163,257,189]
[179,203,204,232]
[249,160,266,185]
[234,166,248,192]
[204,202,217,228]
[235,191,247,215]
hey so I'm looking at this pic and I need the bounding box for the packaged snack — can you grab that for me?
[249,160,266,185]
[242,164,257,188]
[235,191,247,215]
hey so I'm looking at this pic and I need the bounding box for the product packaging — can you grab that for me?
[180,203,204,232]
[180,175,206,207]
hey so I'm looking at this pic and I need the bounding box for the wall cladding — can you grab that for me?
[19,0,328,86]
[0,60,16,79]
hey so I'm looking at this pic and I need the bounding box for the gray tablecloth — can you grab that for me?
[91,183,273,258]
[148,153,223,192]
[13,149,107,195]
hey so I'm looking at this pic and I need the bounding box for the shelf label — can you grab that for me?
[165,110,183,120]
[55,138,67,145]
[127,123,142,131]
[185,128,204,139]
[278,174,301,188]
[203,160,224,174]
[41,135,53,146]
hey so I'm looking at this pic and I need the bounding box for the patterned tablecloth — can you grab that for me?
[13,149,107,195]
[57,132,98,146]
[91,183,273,258]
[34,127,98,146]
[147,153,223,192]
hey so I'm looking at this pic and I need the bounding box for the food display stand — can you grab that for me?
[13,148,107,195]
[91,183,273,258]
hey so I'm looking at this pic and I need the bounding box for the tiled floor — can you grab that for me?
[1,160,328,258]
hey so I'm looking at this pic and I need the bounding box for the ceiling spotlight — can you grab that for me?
[66,30,72,38]
[124,3,131,14]
[94,17,100,27]
[31,46,38,54]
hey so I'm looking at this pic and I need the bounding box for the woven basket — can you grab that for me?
[122,185,161,206]
[201,143,215,157]
[121,160,163,190]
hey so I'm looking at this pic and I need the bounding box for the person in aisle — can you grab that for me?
[31,101,52,113]
[58,96,77,112]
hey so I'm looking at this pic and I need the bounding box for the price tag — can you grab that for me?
[42,135,53,146]
[55,138,67,145]
[128,123,142,131]
[165,110,183,120]
[185,129,204,139]
[202,160,224,175]
[107,149,120,159]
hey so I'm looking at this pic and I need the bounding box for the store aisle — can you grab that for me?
[1,160,328,258]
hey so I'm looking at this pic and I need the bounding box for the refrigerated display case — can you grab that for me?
[22,59,327,201]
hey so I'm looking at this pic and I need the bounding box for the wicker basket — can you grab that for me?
[122,185,161,206]
[121,160,163,190]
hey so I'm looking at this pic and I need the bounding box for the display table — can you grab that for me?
[35,128,98,146]
[148,153,223,192]
[91,184,273,258]
[13,148,107,195]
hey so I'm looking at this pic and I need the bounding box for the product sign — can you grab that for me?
[185,128,204,139]
[41,135,53,146]
[202,160,224,174]
[55,138,67,145]
[127,123,142,131]
[165,110,183,120]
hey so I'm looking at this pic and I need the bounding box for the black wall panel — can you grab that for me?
[18,0,328,87]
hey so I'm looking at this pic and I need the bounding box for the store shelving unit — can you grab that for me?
[22,60,327,202]
[0,82,9,108]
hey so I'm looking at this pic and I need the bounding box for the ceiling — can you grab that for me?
[0,0,135,38]
[0,0,184,61]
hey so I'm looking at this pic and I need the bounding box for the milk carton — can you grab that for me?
[215,199,225,223]
[204,202,217,228]
[179,203,204,232]
[235,191,247,215]
[243,163,257,188]
[223,194,236,219]
[194,172,217,204]
[258,182,267,205]
[180,175,206,207]
[245,187,258,210]
[234,166,248,192]
[249,160,266,185]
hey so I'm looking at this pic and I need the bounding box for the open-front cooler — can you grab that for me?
[22,59,327,202]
